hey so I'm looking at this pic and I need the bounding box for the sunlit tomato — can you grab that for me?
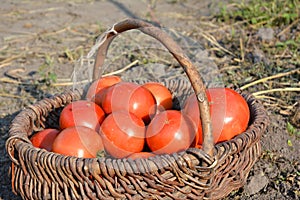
[30,128,59,151]
[101,82,156,123]
[52,126,104,158]
[127,152,155,160]
[85,75,122,105]
[142,82,173,111]
[100,111,145,158]
[59,100,105,131]
[146,110,197,154]
[183,88,250,144]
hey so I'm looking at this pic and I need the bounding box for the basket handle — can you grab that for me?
[92,18,214,156]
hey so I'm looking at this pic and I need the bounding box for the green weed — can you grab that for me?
[287,139,293,147]
[216,0,300,27]
[287,122,300,136]
[38,55,57,85]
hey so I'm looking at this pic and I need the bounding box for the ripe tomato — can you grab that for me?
[183,88,250,144]
[59,100,105,131]
[85,75,122,105]
[101,82,156,123]
[30,128,59,151]
[142,82,173,111]
[52,126,104,158]
[146,110,197,154]
[100,110,145,158]
[127,152,155,160]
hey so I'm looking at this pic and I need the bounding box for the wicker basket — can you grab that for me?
[6,18,269,200]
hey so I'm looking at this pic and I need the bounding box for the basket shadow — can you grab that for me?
[108,0,161,27]
[0,112,22,200]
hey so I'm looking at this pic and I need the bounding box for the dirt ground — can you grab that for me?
[0,0,299,199]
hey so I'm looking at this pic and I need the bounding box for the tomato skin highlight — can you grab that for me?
[30,128,60,151]
[142,82,173,111]
[146,110,196,154]
[183,88,250,144]
[86,75,122,105]
[101,82,156,124]
[59,100,105,132]
[52,126,104,158]
[100,110,146,158]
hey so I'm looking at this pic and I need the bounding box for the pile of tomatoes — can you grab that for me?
[30,75,250,159]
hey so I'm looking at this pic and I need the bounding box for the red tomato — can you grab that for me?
[127,152,155,160]
[101,82,156,123]
[142,82,173,111]
[30,128,59,151]
[52,126,104,158]
[146,110,197,154]
[183,88,250,144]
[86,76,122,105]
[100,110,145,158]
[59,100,105,131]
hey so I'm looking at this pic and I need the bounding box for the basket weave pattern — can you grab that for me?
[6,19,269,200]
